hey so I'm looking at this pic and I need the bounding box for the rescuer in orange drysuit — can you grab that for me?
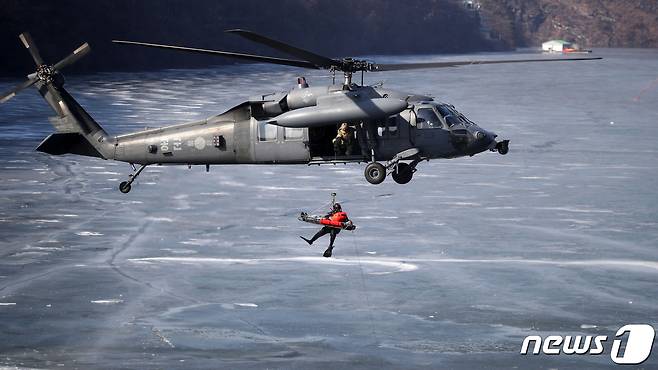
[300,203,349,257]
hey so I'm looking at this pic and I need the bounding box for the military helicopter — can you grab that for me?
[1,31,600,193]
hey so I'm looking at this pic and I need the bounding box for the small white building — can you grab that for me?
[542,40,572,52]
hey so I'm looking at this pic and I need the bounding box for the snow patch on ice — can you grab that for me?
[537,206,614,214]
[133,257,658,273]
[220,180,246,187]
[199,192,229,196]
[359,216,399,219]
[561,218,597,225]
[442,202,481,206]
[128,256,418,274]
[252,226,279,230]
[91,299,123,305]
[179,239,217,246]
[160,248,198,255]
[146,217,174,222]
[10,251,49,258]
[400,258,658,272]
[25,246,63,252]
[32,219,61,224]
[256,185,319,191]
[76,231,104,236]
[89,171,121,175]
[234,303,258,308]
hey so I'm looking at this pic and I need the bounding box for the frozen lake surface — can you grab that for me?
[1,49,657,369]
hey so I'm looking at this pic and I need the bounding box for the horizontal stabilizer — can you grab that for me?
[36,132,104,158]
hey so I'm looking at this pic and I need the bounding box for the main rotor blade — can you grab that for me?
[226,29,339,69]
[53,42,91,71]
[18,32,45,66]
[373,56,603,71]
[112,40,320,69]
[0,78,38,104]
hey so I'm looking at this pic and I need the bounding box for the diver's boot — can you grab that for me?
[300,236,313,245]
[323,246,333,258]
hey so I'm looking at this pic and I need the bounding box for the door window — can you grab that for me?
[258,122,278,141]
[284,127,304,141]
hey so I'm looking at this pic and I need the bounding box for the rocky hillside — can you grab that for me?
[2,1,657,77]
[0,0,487,76]
[478,0,658,48]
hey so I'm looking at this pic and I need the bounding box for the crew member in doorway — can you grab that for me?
[333,122,355,156]
[300,203,350,257]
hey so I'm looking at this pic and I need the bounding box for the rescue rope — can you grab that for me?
[308,200,331,215]
[349,230,378,340]
[307,192,337,215]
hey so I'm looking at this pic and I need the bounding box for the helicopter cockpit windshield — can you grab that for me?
[437,104,472,128]
[416,108,443,129]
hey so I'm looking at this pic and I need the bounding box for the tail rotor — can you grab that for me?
[0,32,90,104]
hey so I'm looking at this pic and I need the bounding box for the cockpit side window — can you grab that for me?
[444,115,461,127]
[416,108,442,129]
[438,104,471,127]
[437,105,452,118]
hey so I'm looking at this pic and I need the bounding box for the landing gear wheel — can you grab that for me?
[119,181,132,194]
[364,162,386,184]
[118,164,147,193]
[497,140,509,155]
[392,162,413,184]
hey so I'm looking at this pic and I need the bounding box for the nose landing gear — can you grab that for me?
[364,162,386,184]
[495,140,510,155]
[119,164,147,193]
[363,148,423,185]
[391,162,414,184]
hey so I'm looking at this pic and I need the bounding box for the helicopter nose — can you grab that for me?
[472,129,494,143]
[468,129,497,153]
[486,131,497,145]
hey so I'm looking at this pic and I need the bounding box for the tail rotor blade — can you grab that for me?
[19,32,45,66]
[53,42,91,71]
[0,78,38,104]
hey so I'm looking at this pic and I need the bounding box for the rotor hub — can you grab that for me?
[339,58,374,73]
[36,65,55,84]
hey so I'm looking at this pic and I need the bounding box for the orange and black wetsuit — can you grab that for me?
[301,210,350,257]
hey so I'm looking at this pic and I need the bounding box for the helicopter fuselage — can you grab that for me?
[4,30,603,192]
[111,83,502,167]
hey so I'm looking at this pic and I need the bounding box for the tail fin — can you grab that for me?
[1,33,114,159]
